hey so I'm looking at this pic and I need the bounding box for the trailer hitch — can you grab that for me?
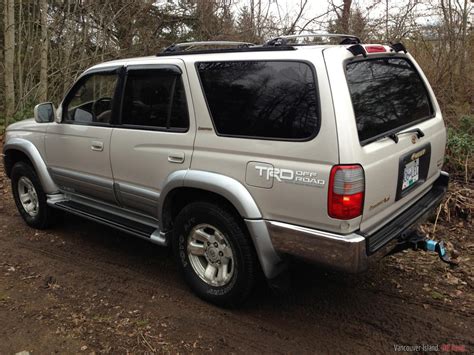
[386,230,459,266]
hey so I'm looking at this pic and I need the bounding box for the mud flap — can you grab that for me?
[385,230,459,266]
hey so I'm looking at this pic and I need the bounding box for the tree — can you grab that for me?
[340,0,352,33]
[3,0,15,125]
[0,0,471,140]
[236,6,258,42]
[327,2,368,42]
[329,0,352,34]
[185,0,237,40]
[39,0,48,102]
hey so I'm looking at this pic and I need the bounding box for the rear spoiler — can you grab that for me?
[347,42,407,57]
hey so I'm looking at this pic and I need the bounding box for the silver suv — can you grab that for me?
[3,35,450,306]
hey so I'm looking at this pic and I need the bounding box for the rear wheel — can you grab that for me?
[172,201,258,307]
[11,162,55,229]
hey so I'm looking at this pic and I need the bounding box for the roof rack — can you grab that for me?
[161,41,255,54]
[156,40,296,56]
[156,35,362,57]
[264,33,361,47]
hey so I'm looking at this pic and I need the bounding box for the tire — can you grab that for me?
[172,201,258,307]
[11,162,55,229]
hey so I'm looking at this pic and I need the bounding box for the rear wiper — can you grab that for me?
[387,128,424,143]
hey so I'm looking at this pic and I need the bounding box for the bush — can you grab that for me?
[445,115,474,182]
[0,105,35,134]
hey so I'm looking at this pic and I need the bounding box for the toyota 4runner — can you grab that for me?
[3,35,450,306]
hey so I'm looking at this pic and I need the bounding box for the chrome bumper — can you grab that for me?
[265,172,449,273]
[266,221,371,273]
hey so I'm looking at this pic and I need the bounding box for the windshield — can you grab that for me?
[346,57,433,144]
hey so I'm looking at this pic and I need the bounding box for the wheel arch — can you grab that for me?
[4,149,31,177]
[158,170,285,280]
[158,170,262,232]
[3,138,59,194]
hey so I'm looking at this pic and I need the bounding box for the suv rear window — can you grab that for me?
[197,61,319,140]
[346,57,433,144]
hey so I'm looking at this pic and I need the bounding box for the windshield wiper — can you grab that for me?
[387,128,424,143]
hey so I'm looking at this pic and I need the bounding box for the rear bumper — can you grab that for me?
[267,171,449,273]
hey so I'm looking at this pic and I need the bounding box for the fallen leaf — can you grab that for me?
[430,291,444,300]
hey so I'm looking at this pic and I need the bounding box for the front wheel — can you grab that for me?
[172,201,258,307]
[11,162,55,229]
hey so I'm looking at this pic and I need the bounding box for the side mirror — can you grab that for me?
[34,102,56,123]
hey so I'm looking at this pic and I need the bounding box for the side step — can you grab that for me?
[51,200,167,246]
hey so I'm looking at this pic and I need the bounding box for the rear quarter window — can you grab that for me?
[346,57,433,144]
[196,61,319,140]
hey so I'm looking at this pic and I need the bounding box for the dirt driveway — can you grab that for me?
[0,170,472,353]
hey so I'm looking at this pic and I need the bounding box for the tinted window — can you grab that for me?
[197,61,319,140]
[65,73,118,124]
[346,57,433,143]
[121,69,189,130]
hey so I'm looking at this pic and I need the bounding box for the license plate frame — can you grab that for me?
[395,143,431,201]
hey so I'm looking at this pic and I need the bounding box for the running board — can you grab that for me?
[49,199,167,246]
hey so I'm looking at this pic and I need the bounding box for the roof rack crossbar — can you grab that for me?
[265,33,361,47]
[162,41,255,54]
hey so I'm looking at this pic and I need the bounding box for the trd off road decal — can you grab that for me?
[255,166,325,187]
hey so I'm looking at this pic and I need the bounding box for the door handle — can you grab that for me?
[91,141,104,152]
[168,152,185,164]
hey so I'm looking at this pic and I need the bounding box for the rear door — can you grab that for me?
[324,47,446,234]
[109,60,195,217]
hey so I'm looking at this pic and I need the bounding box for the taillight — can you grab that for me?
[365,45,386,53]
[328,165,365,220]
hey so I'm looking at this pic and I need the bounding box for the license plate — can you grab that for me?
[402,158,419,190]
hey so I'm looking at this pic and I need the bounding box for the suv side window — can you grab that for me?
[63,72,118,124]
[121,69,189,130]
[197,61,319,140]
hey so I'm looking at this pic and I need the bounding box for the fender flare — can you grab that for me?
[3,138,59,194]
[158,170,262,226]
[158,170,284,279]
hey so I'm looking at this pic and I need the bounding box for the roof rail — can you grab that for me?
[156,41,296,57]
[161,41,255,54]
[264,33,361,47]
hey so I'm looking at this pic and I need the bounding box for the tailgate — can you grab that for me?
[323,47,446,234]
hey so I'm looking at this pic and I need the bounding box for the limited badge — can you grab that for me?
[411,134,417,144]
[410,148,426,161]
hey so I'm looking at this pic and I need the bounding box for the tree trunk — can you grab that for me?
[4,0,15,125]
[341,0,352,34]
[17,0,23,111]
[39,0,48,102]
